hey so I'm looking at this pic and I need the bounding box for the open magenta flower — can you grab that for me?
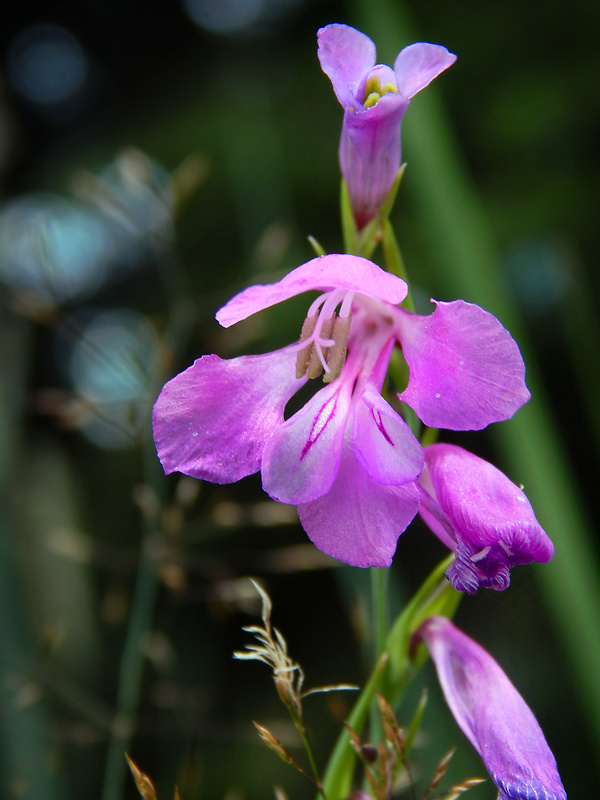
[417,444,554,593]
[417,616,567,800]
[153,254,529,567]
[318,24,456,229]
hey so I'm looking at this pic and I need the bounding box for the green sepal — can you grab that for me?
[340,180,383,259]
[341,179,359,256]
[386,349,421,438]
[380,216,415,311]
[357,216,382,260]
[380,164,406,219]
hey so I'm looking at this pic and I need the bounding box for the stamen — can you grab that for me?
[307,293,329,318]
[499,541,512,556]
[307,315,335,378]
[363,76,398,108]
[364,75,382,97]
[295,314,318,379]
[339,291,354,318]
[323,312,352,384]
[295,289,354,380]
[471,545,492,563]
[364,92,381,108]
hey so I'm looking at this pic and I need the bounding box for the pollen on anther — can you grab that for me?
[307,315,335,378]
[323,312,352,384]
[295,314,318,378]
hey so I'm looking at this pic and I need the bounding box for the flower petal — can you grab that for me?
[418,617,567,800]
[152,348,305,483]
[352,384,424,485]
[425,444,553,559]
[396,300,530,430]
[394,43,456,99]
[261,379,351,504]
[340,101,406,230]
[317,24,376,108]
[298,436,420,567]
[216,254,407,328]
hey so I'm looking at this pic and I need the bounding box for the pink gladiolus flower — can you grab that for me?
[418,444,554,593]
[153,254,529,567]
[417,616,567,800]
[318,24,456,229]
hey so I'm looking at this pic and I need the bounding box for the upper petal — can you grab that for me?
[352,384,424,486]
[396,300,531,430]
[298,434,420,567]
[418,617,567,800]
[261,379,351,504]
[152,348,305,483]
[394,43,457,99]
[317,24,376,108]
[216,255,408,328]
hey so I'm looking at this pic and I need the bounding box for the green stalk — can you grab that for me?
[0,312,62,799]
[371,567,389,660]
[321,556,459,800]
[321,653,389,800]
[101,242,193,800]
[100,452,163,800]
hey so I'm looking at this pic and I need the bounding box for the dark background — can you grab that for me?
[0,1,598,798]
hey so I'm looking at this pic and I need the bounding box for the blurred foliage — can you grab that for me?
[0,0,598,799]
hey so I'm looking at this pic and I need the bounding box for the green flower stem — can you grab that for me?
[341,179,359,255]
[368,566,389,753]
[371,567,389,660]
[380,216,415,312]
[295,716,324,796]
[321,652,389,800]
[321,557,459,800]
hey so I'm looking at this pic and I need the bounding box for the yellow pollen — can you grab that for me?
[363,75,398,108]
[364,92,381,109]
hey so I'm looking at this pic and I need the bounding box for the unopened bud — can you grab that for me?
[253,722,304,771]
[360,743,378,764]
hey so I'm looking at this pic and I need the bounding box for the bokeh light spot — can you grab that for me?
[0,195,117,306]
[182,0,264,35]
[504,237,572,313]
[67,309,158,449]
[8,23,87,105]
